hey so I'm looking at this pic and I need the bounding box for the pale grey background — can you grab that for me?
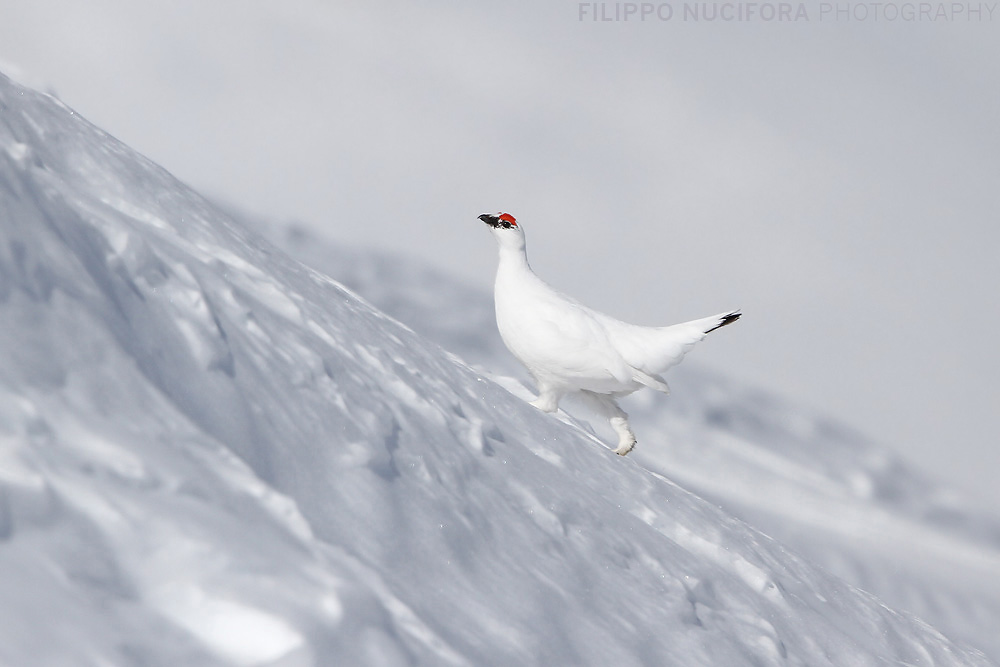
[2,0,997,503]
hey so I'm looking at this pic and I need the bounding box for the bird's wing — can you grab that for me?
[498,285,635,387]
[534,301,636,385]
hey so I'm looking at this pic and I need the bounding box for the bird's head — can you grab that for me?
[479,212,525,251]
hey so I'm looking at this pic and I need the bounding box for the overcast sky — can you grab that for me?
[2,0,998,505]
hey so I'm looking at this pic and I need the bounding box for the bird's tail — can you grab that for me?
[703,310,741,334]
[618,309,741,377]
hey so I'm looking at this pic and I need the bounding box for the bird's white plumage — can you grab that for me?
[481,212,739,455]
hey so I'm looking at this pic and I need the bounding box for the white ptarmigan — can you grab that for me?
[480,212,740,456]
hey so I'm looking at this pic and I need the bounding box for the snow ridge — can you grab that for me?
[0,72,994,666]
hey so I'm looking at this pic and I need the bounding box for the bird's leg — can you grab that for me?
[609,417,637,456]
[529,384,564,413]
[580,391,637,456]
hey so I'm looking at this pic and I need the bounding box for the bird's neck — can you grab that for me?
[496,244,531,275]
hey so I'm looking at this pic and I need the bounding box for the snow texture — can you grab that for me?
[0,72,996,666]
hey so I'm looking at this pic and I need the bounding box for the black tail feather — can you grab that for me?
[705,311,741,334]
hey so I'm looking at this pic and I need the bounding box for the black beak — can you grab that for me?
[479,213,499,228]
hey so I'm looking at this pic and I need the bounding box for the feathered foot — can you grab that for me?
[614,437,637,456]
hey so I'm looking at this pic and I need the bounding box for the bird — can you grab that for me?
[479,211,740,456]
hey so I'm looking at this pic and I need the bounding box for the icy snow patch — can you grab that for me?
[151,585,306,666]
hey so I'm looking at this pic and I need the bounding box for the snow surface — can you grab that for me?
[263,220,1000,663]
[1,72,996,666]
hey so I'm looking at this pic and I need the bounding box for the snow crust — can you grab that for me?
[1,72,996,666]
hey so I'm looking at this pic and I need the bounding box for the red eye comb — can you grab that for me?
[498,213,517,226]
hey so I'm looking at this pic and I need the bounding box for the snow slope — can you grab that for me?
[0,72,994,666]
[262,220,1000,662]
